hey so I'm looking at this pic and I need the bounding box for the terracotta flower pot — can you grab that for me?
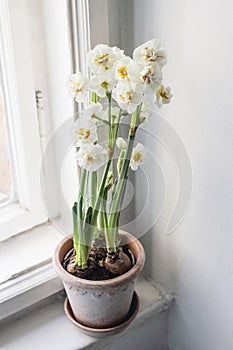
[53,230,145,329]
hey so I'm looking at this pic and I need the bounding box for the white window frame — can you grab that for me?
[0,0,91,321]
[0,0,48,240]
[0,0,131,322]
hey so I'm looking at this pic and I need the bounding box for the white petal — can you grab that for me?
[87,44,119,73]
[116,137,127,150]
[67,71,89,102]
[76,144,108,172]
[114,56,133,81]
[75,118,98,146]
[133,39,167,68]
[127,103,138,114]
[128,62,162,93]
[89,72,116,97]
[130,161,138,171]
[112,81,143,113]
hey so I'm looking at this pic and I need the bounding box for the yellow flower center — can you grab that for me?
[133,152,142,162]
[118,66,128,79]
[71,81,82,93]
[158,85,169,99]
[82,151,94,163]
[143,47,156,62]
[101,81,109,89]
[140,68,152,84]
[77,128,91,140]
[119,94,125,102]
[126,91,133,102]
[86,154,94,163]
[95,53,109,68]
[119,91,132,103]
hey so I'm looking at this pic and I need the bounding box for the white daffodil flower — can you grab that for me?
[82,102,103,119]
[128,62,162,93]
[112,81,143,114]
[89,72,116,97]
[87,44,118,73]
[130,143,146,171]
[76,144,108,172]
[75,118,98,146]
[155,85,173,108]
[68,71,89,102]
[114,57,133,82]
[116,137,127,150]
[80,102,105,124]
[133,39,167,68]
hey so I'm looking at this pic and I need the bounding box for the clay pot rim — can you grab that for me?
[53,230,145,287]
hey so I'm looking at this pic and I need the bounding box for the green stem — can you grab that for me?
[92,92,98,103]
[117,150,125,175]
[114,109,122,139]
[108,95,114,149]
[90,171,97,239]
[72,202,79,257]
[73,168,88,268]
[76,197,88,268]
[83,102,119,255]
[92,115,110,125]
[107,105,141,251]
[82,160,111,257]
[99,189,108,235]
[78,168,87,198]
[90,159,111,226]
[90,171,97,208]
[87,99,115,230]
[83,206,94,252]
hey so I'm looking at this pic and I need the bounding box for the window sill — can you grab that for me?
[0,221,64,320]
[0,274,172,350]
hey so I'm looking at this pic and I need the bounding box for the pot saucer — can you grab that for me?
[64,291,139,338]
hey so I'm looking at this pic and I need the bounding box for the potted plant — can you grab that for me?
[53,39,172,333]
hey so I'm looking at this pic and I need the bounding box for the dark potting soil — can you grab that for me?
[62,240,135,281]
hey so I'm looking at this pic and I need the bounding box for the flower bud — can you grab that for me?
[116,137,127,150]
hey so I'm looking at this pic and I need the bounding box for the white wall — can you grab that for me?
[132,1,233,349]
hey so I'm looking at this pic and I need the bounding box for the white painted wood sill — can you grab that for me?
[0,275,172,350]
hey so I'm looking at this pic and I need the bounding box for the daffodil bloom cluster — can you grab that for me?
[68,39,172,267]
[68,39,172,173]
[73,103,108,171]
